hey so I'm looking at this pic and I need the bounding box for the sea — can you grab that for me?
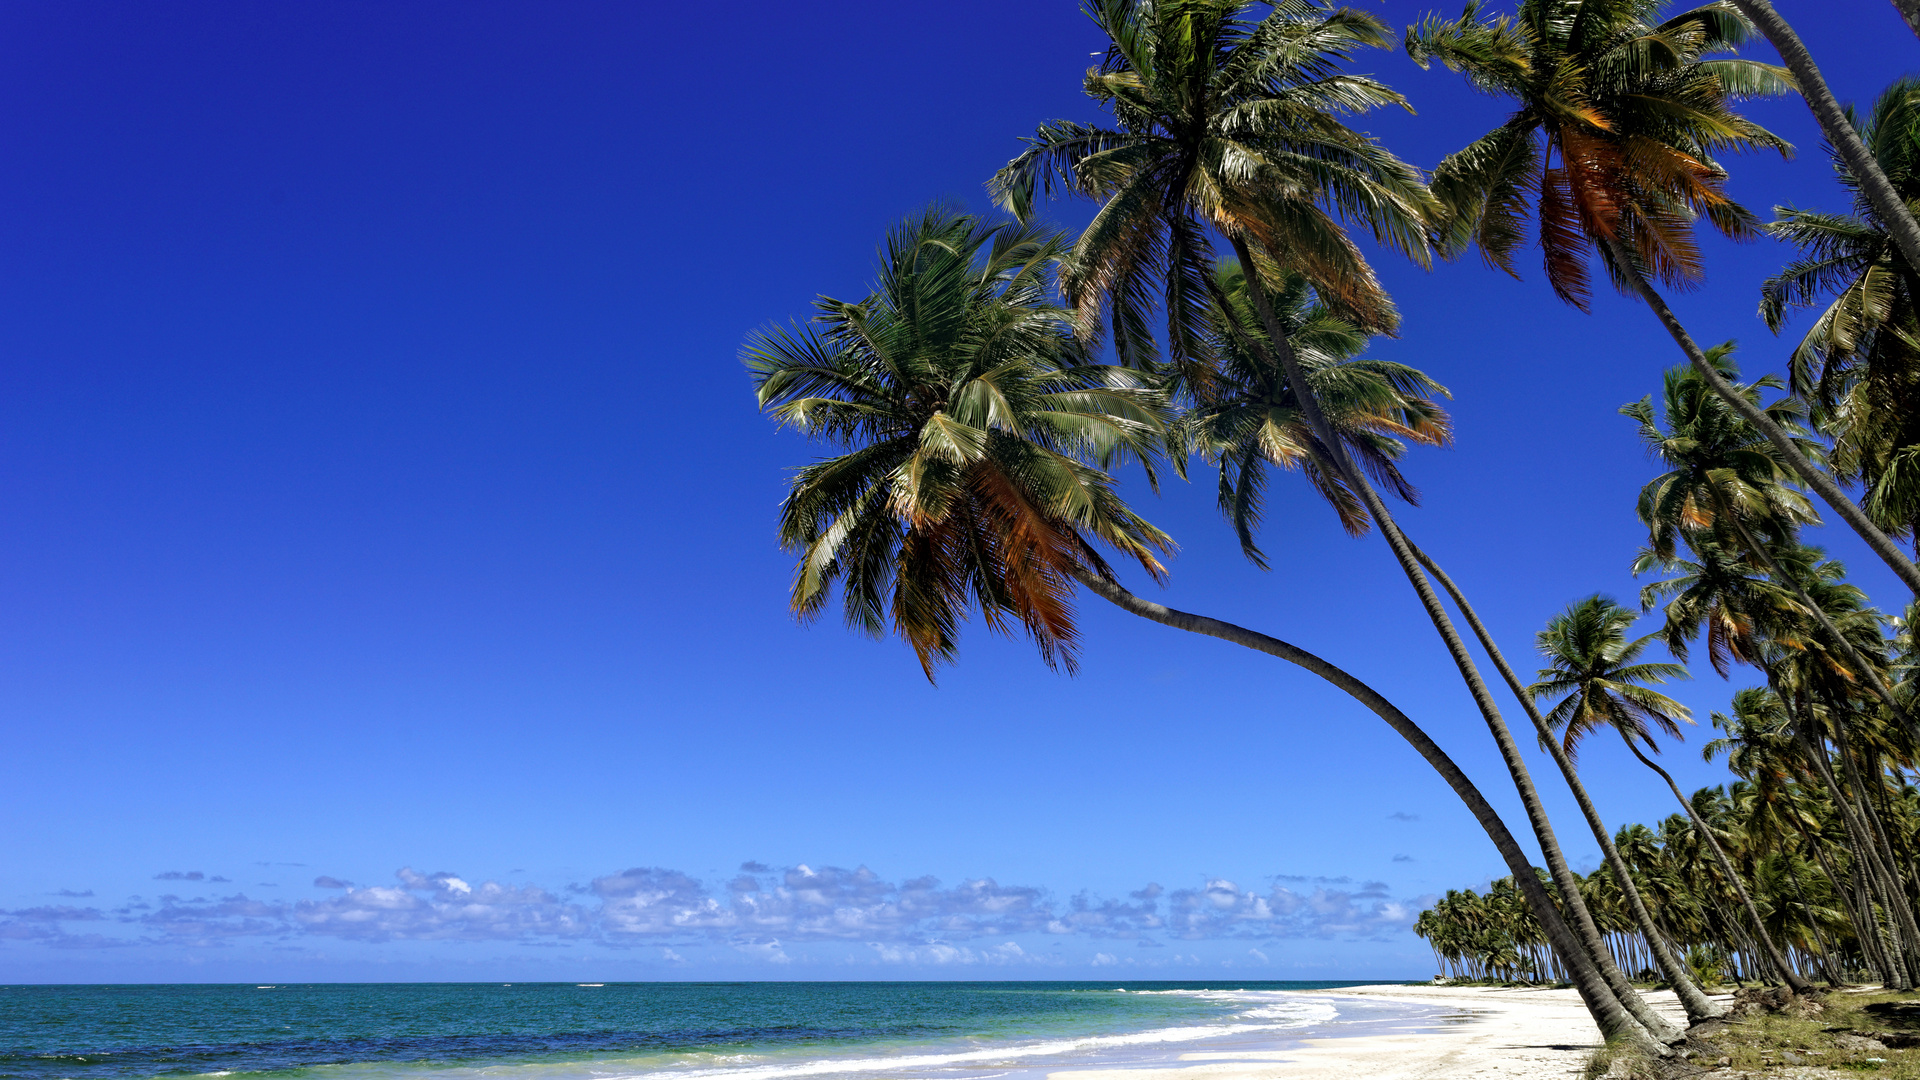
[0,982,1459,1080]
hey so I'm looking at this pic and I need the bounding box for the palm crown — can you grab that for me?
[746,208,1173,677]
[1621,345,1819,562]
[1528,594,1693,761]
[1180,260,1451,562]
[1409,0,1791,308]
[990,0,1436,383]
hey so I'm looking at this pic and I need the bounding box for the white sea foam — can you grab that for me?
[594,991,1340,1080]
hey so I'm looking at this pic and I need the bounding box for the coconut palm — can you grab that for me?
[1410,0,1920,599]
[1533,595,1809,990]
[1763,76,1920,558]
[994,3,1664,1039]
[1530,596,1695,765]
[1623,347,1818,564]
[1181,260,1451,560]
[989,0,1435,377]
[746,207,1173,678]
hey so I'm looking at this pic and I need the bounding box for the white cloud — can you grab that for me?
[865,940,1037,966]
[0,863,1428,952]
[730,936,790,964]
[1162,878,1421,941]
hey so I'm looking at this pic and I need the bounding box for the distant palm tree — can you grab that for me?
[1410,0,1920,598]
[1530,595,1810,991]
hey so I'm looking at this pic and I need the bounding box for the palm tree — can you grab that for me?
[1181,260,1451,559]
[989,0,1434,372]
[1518,594,1735,1009]
[1528,595,1809,992]
[1410,0,1920,599]
[1636,540,1797,680]
[1763,76,1920,559]
[749,208,1652,1042]
[745,207,1173,678]
[993,2,1664,1038]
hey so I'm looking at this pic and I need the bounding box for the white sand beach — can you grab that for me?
[1052,984,1698,1080]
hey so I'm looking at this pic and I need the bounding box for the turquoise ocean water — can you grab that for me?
[0,982,1447,1080]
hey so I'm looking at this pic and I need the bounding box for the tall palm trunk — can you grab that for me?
[1070,568,1663,1049]
[1225,236,1677,1040]
[1411,544,1727,1023]
[1605,237,1920,598]
[1828,721,1920,979]
[1724,0,1920,281]
[1786,692,1920,981]
[1619,731,1815,992]
[1805,824,1886,983]
[1781,685,1917,987]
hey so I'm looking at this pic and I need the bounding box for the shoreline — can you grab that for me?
[1047,984,1700,1080]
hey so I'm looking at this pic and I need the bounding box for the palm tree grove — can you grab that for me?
[747,0,1920,1067]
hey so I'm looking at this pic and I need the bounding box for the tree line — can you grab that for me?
[743,0,1920,1055]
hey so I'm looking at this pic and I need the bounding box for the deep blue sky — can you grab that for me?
[0,0,1910,982]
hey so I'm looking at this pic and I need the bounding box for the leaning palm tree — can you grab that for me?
[1500,593,1725,1018]
[1763,76,1920,558]
[749,208,1651,1043]
[1529,595,1811,992]
[993,2,1663,1039]
[745,207,1173,677]
[1410,0,1920,599]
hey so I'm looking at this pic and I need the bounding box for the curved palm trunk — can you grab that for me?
[1619,732,1815,993]
[1224,235,1677,1041]
[1605,237,1920,598]
[1069,567,1662,1049]
[1724,0,1920,278]
[1410,544,1727,1023]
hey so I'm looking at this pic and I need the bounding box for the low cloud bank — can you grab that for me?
[3,863,1423,953]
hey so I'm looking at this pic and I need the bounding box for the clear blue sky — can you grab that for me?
[0,0,1910,983]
